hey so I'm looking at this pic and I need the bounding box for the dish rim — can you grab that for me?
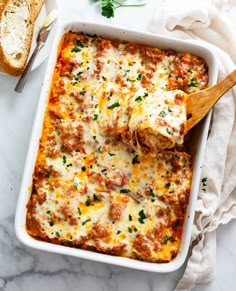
[14,20,218,273]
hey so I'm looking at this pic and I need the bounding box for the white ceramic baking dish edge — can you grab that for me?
[15,21,218,273]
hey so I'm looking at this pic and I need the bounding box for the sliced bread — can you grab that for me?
[31,0,44,22]
[0,0,34,76]
[0,0,5,14]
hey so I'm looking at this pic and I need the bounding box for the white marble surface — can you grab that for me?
[0,1,236,290]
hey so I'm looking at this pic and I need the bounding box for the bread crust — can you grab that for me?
[32,0,45,22]
[0,0,35,76]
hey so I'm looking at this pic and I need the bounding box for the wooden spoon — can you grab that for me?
[186,69,236,131]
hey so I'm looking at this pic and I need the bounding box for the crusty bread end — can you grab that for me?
[0,0,34,76]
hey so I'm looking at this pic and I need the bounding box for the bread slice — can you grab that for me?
[0,0,5,14]
[0,0,34,76]
[32,0,44,22]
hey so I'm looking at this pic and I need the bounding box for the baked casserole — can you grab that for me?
[26,31,209,263]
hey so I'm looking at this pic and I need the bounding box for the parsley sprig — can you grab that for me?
[94,0,146,18]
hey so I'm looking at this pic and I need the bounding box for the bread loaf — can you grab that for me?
[0,0,5,14]
[0,0,34,76]
[32,0,44,22]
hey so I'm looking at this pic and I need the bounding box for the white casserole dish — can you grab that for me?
[15,21,218,273]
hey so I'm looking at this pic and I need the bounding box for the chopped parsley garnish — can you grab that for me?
[162,235,174,244]
[55,231,60,238]
[93,136,96,140]
[132,155,140,165]
[165,182,171,188]
[62,155,67,164]
[66,163,72,168]
[128,227,133,233]
[71,47,81,53]
[116,230,121,234]
[150,188,155,197]
[49,221,54,226]
[159,111,167,117]
[102,76,107,81]
[78,207,82,215]
[82,219,91,225]
[127,78,135,82]
[85,197,92,206]
[107,102,120,109]
[168,106,172,112]
[120,188,131,193]
[93,114,98,121]
[166,128,174,135]
[129,214,132,221]
[46,210,51,214]
[73,182,78,190]
[93,193,102,201]
[172,219,180,231]
[135,96,142,102]
[138,209,147,224]
[77,40,86,48]
[81,166,86,172]
[80,90,86,96]
[137,73,142,80]
[108,152,116,156]
[188,79,198,87]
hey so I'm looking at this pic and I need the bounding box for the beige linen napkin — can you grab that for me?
[149,0,236,290]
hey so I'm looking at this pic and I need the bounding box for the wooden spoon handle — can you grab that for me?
[187,69,236,131]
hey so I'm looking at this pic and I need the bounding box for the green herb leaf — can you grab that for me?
[94,114,98,120]
[132,155,140,165]
[159,111,167,117]
[101,0,114,18]
[138,209,147,224]
[82,219,91,225]
[162,234,174,244]
[166,128,173,135]
[165,182,171,188]
[137,73,142,80]
[71,47,81,53]
[85,197,92,206]
[73,182,78,190]
[135,96,142,102]
[107,102,120,109]
[120,188,131,193]
[93,193,102,201]
[172,219,180,231]
[188,79,198,87]
[128,227,133,233]
[150,188,155,197]
[62,155,67,164]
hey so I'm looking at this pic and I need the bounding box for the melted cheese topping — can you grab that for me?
[26,32,209,263]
